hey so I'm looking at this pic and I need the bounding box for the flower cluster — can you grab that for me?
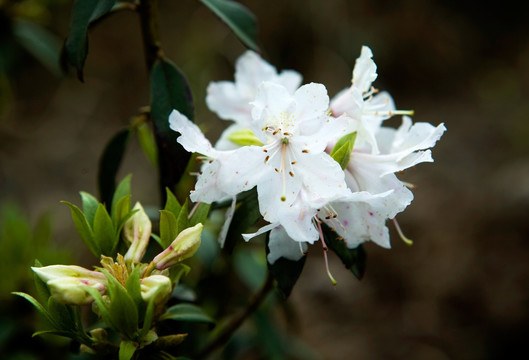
[170,46,445,265]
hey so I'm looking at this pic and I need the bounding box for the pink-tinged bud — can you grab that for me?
[32,265,106,282]
[47,277,106,305]
[152,223,203,270]
[32,265,107,305]
[124,202,152,263]
[140,275,172,305]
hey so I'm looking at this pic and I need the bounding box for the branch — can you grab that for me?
[137,0,163,71]
[195,273,275,359]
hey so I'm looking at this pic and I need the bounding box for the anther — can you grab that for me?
[289,171,294,177]
[302,149,309,153]
[264,155,270,163]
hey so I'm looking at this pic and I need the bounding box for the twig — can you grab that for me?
[195,273,275,359]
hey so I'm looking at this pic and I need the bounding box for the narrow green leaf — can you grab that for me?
[150,58,194,202]
[47,297,77,332]
[32,329,75,338]
[330,132,357,169]
[83,286,117,331]
[164,188,181,216]
[13,19,62,76]
[176,199,189,236]
[12,292,54,325]
[136,122,158,166]
[99,130,131,211]
[61,201,97,257]
[119,340,138,360]
[125,266,143,316]
[169,263,190,285]
[104,272,139,339]
[267,254,306,299]
[199,0,259,51]
[224,189,260,254]
[189,203,211,227]
[111,174,132,216]
[140,295,156,339]
[323,224,367,280]
[93,203,116,256]
[159,210,178,249]
[159,303,214,324]
[63,0,116,80]
[80,191,99,226]
[112,194,132,228]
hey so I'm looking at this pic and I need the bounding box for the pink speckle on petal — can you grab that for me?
[368,211,374,216]
[343,220,349,226]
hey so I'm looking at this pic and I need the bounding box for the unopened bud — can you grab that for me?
[124,202,152,263]
[47,277,106,305]
[140,275,172,305]
[32,265,106,282]
[152,223,203,270]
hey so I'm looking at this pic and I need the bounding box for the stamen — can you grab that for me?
[280,142,287,202]
[392,218,413,246]
[363,109,415,116]
[188,202,201,219]
[402,181,417,189]
[289,171,295,177]
[316,216,337,286]
[302,149,309,153]
[299,242,308,255]
[264,155,270,163]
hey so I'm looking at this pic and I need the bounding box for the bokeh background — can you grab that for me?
[1,0,529,359]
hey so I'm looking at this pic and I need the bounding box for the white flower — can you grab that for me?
[170,82,353,244]
[206,51,302,149]
[330,46,412,154]
[321,116,446,249]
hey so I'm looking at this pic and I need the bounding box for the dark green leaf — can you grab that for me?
[47,297,77,332]
[267,253,306,299]
[199,0,259,51]
[61,201,97,257]
[150,58,193,203]
[98,130,131,211]
[93,203,116,256]
[164,188,181,216]
[111,174,132,216]
[323,225,367,280]
[224,189,260,254]
[159,303,214,324]
[330,132,357,169]
[13,19,62,76]
[80,191,99,226]
[63,0,116,80]
[113,194,132,229]
[12,292,54,326]
[105,272,139,339]
[125,266,143,316]
[175,198,189,236]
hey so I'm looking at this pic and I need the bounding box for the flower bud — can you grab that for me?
[47,277,106,305]
[32,265,106,282]
[152,223,203,270]
[140,275,172,305]
[124,202,152,263]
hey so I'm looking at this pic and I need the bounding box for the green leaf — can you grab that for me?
[330,132,357,169]
[136,122,158,166]
[150,58,194,201]
[98,130,131,211]
[189,203,210,227]
[159,210,178,249]
[112,174,132,215]
[175,199,189,236]
[61,201,97,257]
[164,188,181,216]
[323,225,367,280]
[105,272,139,339]
[63,0,117,80]
[47,297,77,332]
[267,253,306,299]
[113,194,132,229]
[125,266,143,316]
[119,340,137,360]
[159,303,214,324]
[224,189,260,254]
[199,0,259,51]
[12,292,54,326]
[93,203,116,256]
[80,191,99,226]
[13,19,62,76]
[83,285,117,331]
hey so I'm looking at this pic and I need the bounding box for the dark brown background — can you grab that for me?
[1,0,528,359]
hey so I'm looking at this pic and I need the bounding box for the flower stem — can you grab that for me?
[195,273,275,359]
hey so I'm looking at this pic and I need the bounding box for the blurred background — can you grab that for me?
[1,0,529,359]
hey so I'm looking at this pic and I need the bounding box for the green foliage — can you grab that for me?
[62,175,136,258]
[224,189,261,253]
[0,204,71,298]
[267,254,306,299]
[62,0,117,80]
[322,224,367,280]
[199,0,259,51]
[159,304,214,324]
[330,132,357,169]
[150,58,194,200]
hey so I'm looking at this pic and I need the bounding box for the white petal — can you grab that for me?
[214,123,246,150]
[190,160,231,203]
[267,226,308,264]
[251,82,295,132]
[206,81,252,125]
[242,222,277,242]
[293,83,330,135]
[277,70,303,93]
[352,46,378,94]
[234,51,278,94]
[169,110,216,157]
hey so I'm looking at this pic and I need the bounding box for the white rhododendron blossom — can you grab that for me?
[206,51,302,150]
[170,45,445,265]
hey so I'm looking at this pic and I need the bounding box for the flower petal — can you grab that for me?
[353,46,378,94]
[206,81,252,125]
[169,110,216,157]
[267,226,308,264]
